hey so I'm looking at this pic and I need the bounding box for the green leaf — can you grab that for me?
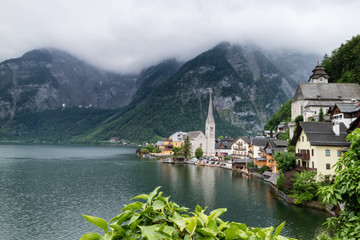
[121,202,144,212]
[139,224,168,240]
[109,211,132,224]
[147,186,161,205]
[131,194,149,200]
[208,208,227,221]
[80,233,102,240]
[128,213,141,226]
[186,216,198,236]
[170,211,186,231]
[275,221,286,236]
[82,214,109,234]
[196,227,217,237]
[153,200,166,210]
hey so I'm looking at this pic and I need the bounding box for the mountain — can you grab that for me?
[77,42,302,143]
[0,48,137,120]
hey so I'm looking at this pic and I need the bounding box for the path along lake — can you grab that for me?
[0,145,328,239]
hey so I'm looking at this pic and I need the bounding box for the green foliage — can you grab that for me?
[277,173,285,192]
[259,165,272,174]
[274,152,296,173]
[322,35,360,83]
[286,142,295,153]
[318,129,360,239]
[264,99,292,130]
[195,147,204,159]
[81,187,294,240]
[277,129,289,141]
[172,147,180,156]
[143,145,161,153]
[181,136,192,159]
[140,148,149,154]
[308,116,315,122]
[318,108,324,122]
[246,162,256,168]
[291,171,319,204]
[294,115,303,125]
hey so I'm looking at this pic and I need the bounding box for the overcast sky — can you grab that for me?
[1,0,359,74]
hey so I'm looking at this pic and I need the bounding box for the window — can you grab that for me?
[325,149,330,156]
[337,150,341,157]
[326,163,331,170]
[302,136,304,142]
[311,149,314,156]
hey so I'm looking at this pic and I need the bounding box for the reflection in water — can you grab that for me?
[0,145,328,240]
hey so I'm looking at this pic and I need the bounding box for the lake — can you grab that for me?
[0,145,328,239]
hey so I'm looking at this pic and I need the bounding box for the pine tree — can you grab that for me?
[181,136,192,159]
[318,108,324,122]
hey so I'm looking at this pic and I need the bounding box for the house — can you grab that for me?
[186,131,207,157]
[215,137,234,156]
[330,103,360,128]
[231,136,250,158]
[291,63,360,121]
[277,122,288,133]
[161,139,174,155]
[250,137,273,167]
[169,131,187,148]
[262,140,287,173]
[290,122,350,175]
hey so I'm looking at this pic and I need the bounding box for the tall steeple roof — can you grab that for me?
[206,89,214,123]
[308,62,329,83]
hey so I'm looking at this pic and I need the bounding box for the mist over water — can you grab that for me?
[0,145,327,239]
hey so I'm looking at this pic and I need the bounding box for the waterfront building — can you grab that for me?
[186,131,207,157]
[231,136,250,158]
[215,137,234,156]
[262,140,287,173]
[290,121,350,175]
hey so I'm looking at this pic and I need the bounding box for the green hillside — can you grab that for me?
[322,35,360,83]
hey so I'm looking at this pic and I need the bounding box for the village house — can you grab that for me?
[250,137,272,167]
[329,103,360,128]
[231,136,250,158]
[262,140,287,173]
[215,137,234,156]
[290,121,350,176]
[169,131,187,148]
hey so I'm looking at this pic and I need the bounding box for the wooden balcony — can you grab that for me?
[295,153,310,160]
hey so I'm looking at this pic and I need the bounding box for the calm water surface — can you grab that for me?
[0,145,328,239]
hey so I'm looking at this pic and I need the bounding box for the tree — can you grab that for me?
[218,136,224,140]
[318,108,324,122]
[181,136,192,159]
[195,147,203,159]
[318,129,360,239]
[172,147,180,156]
[291,171,319,204]
[274,151,296,173]
[294,115,303,124]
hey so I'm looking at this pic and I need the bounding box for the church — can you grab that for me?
[186,90,216,157]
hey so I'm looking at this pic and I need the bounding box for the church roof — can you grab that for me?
[292,83,360,102]
[186,131,203,139]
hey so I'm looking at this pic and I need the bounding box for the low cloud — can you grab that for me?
[1,0,359,73]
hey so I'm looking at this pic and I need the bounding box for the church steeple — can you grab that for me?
[308,62,329,83]
[206,89,214,123]
[205,89,215,157]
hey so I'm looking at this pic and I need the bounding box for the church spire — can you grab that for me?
[206,89,214,123]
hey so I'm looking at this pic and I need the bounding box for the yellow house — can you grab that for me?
[160,132,187,155]
[290,122,350,175]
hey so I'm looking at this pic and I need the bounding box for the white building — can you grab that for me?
[291,63,360,121]
[231,136,250,157]
[187,131,207,157]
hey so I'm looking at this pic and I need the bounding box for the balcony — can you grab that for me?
[295,153,310,160]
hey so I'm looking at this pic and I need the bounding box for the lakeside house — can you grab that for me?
[231,136,250,158]
[290,122,350,175]
[215,137,234,156]
[262,140,287,173]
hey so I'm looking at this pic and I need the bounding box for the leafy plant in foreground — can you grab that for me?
[81,187,295,240]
